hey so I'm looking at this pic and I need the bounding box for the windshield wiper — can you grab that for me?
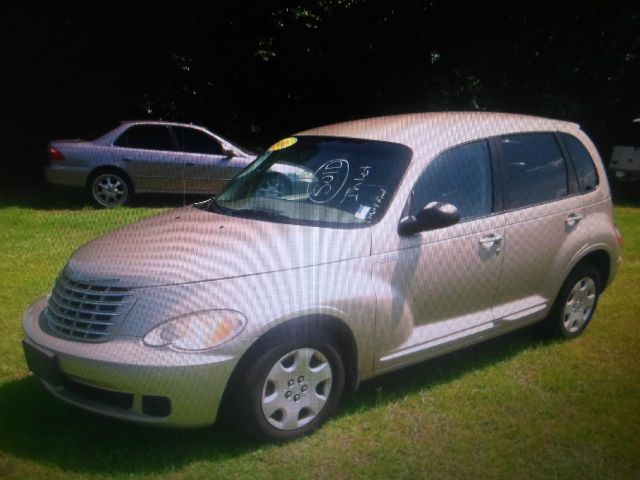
[205,197,225,214]
[230,208,293,223]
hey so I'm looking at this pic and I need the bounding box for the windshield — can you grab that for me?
[213,136,412,227]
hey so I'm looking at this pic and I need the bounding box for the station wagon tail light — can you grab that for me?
[143,310,246,351]
[47,146,65,161]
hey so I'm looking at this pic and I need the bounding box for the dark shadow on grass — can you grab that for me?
[0,323,557,475]
[338,322,558,417]
[0,376,261,475]
[0,186,211,211]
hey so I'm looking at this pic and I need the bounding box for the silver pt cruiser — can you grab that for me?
[23,112,622,441]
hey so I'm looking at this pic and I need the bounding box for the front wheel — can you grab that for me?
[239,333,345,441]
[548,264,601,338]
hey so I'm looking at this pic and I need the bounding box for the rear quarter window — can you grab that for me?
[560,133,599,192]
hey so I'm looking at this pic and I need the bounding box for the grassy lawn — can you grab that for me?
[0,187,639,479]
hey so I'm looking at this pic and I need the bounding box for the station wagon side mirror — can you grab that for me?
[398,201,460,236]
[222,148,235,158]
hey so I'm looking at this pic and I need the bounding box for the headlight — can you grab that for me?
[143,310,246,351]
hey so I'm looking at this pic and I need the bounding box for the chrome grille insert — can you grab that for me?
[44,272,134,342]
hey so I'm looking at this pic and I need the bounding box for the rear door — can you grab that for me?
[113,125,183,191]
[492,132,589,323]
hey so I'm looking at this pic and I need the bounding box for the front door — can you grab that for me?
[172,126,246,194]
[374,139,504,371]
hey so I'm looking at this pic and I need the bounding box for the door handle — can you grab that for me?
[122,158,132,162]
[479,233,503,253]
[565,213,584,226]
[479,233,503,245]
[186,162,195,166]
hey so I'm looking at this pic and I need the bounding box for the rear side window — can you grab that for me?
[411,140,493,221]
[114,125,175,151]
[500,133,567,209]
[560,133,599,192]
[173,127,224,155]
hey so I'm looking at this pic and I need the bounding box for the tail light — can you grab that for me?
[47,146,64,161]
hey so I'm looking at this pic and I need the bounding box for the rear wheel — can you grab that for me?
[89,170,132,208]
[238,332,345,441]
[548,264,601,338]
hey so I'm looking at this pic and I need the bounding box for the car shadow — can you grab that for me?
[0,186,211,211]
[337,323,556,417]
[0,323,556,475]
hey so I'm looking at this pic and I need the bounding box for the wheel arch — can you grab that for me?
[86,165,135,192]
[218,314,359,422]
[573,249,611,292]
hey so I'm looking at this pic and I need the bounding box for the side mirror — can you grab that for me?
[398,201,460,236]
[222,148,235,158]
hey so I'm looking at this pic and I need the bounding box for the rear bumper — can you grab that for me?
[22,296,238,427]
[44,165,91,188]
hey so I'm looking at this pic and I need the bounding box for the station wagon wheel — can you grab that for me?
[89,171,132,208]
[261,348,333,431]
[548,264,601,338]
[562,277,597,334]
[255,172,292,198]
[240,332,345,441]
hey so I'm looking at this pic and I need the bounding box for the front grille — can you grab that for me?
[44,272,134,342]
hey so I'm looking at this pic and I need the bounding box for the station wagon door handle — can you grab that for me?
[122,157,132,162]
[565,213,584,226]
[186,162,195,166]
[479,233,503,251]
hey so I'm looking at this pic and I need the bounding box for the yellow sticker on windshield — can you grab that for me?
[268,137,298,151]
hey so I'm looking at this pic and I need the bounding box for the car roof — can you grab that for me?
[296,112,580,151]
[120,120,208,129]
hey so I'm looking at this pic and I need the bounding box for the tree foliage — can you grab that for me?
[1,1,639,183]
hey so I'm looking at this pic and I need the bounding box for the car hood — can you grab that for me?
[65,206,371,288]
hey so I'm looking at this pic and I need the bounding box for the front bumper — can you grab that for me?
[22,296,239,427]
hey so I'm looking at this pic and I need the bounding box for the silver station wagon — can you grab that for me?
[23,112,622,441]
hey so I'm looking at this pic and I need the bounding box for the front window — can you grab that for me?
[213,136,413,227]
[411,140,493,221]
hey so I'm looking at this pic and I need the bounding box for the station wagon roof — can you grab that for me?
[297,112,580,151]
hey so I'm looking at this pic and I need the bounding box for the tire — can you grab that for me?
[88,170,133,208]
[547,264,601,338]
[237,332,345,442]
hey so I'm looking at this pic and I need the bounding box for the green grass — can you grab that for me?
[1,187,639,479]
